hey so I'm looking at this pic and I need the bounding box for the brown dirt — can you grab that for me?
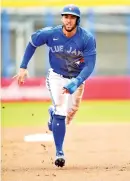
[1,123,130,181]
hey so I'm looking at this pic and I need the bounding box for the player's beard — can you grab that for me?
[63,23,77,32]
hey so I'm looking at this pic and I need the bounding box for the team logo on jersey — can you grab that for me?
[50,45,82,56]
[75,58,84,66]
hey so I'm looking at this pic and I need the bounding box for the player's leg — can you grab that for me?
[46,69,69,167]
[48,105,55,131]
[66,83,84,124]
[46,70,68,131]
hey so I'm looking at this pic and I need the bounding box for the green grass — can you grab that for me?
[1,101,130,127]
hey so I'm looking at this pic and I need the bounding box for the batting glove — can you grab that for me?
[63,77,83,94]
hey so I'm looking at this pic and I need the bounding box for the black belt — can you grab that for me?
[62,75,76,79]
[53,70,76,79]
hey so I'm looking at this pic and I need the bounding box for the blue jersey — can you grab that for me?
[30,25,96,77]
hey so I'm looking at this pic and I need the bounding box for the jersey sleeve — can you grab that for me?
[75,33,96,83]
[30,27,53,47]
[83,34,96,58]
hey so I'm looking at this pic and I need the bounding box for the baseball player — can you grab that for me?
[14,4,96,167]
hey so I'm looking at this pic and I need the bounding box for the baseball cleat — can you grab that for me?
[55,151,65,167]
[48,106,54,131]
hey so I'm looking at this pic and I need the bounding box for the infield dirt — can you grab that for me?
[2,124,130,181]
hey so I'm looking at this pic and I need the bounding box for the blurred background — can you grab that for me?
[1,1,130,102]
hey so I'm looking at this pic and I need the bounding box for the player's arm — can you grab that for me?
[13,43,36,85]
[63,35,96,94]
[14,27,52,85]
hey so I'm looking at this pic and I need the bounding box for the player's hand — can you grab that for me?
[62,88,70,94]
[13,68,29,85]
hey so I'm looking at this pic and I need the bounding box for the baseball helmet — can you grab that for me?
[61,4,80,25]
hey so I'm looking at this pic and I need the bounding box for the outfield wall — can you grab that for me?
[1,77,130,101]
